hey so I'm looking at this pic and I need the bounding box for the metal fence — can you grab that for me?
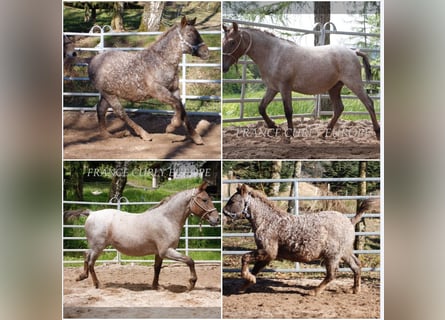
[63,26,221,117]
[222,177,381,273]
[63,197,222,265]
[222,19,381,123]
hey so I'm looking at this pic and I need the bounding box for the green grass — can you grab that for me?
[222,91,381,127]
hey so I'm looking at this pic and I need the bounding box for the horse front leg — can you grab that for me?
[152,254,163,290]
[240,248,273,293]
[164,248,197,291]
[258,88,279,130]
[150,85,203,145]
[281,88,294,138]
[310,258,339,296]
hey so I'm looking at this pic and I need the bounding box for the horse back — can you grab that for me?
[272,212,355,262]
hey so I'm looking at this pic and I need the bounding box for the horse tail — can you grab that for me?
[350,198,378,226]
[64,209,90,222]
[355,50,372,82]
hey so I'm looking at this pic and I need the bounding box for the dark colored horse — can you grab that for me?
[88,16,209,144]
[223,184,374,295]
[223,22,380,139]
[65,182,219,291]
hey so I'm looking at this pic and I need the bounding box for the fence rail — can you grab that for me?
[63,28,221,117]
[63,198,221,265]
[222,177,381,273]
[222,19,381,123]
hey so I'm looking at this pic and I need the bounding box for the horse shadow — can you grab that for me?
[63,111,219,151]
[222,277,328,297]
[105,282,220,294]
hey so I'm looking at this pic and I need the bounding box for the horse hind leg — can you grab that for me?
[76,250,91,281]
[346,82,380,139]
[76,249,101,288]
[96,97,113,138]
[102,94,152,141]
[343,253,361,294]
[323,81,344,138]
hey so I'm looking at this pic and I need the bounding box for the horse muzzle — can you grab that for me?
[194,43,209,60]
[207,215,220,226]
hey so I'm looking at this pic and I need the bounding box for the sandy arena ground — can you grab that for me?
[63,111,221,159]
[223,273,381,319]
[63,263,221,319]
[223,119,380,159]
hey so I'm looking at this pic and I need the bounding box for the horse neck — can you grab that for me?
[146,26,183,65]
[243,29,276,64]
[149,189,193,226]
[248,196,280,231]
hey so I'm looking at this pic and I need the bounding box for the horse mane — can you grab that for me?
[147,188,190,211]
[242,27,297,47]
[249,188,289,216]
[154,24,179,44]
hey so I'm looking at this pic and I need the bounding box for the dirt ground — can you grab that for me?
[63,111,221,159]
[223,119,380,159]
[63,263,221,319]
[223,273,381,319]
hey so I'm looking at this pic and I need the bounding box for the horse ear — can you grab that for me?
[181,16,187,28]
[233,22,239,32]
[223,25,228,33]
[239,184,249,196]
[199,181,208,192]
[189,17,197,26]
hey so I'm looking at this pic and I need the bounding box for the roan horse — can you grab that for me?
[65,181,219,291]
[88,16,209,144]
[223,22,380,139]
[223,184,374,295]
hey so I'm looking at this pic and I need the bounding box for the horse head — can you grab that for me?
[177,16,209,60]
[189,181,220,226]
[222,22,250,73]
[63,35,77,58]
[223,184,253,220]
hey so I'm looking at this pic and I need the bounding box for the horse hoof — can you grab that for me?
[307,289,317,296]
[187,279,197,291]
[166,124,177,133]
[76,274,88,281]
[375,128,380,140]
[139,132,152,141]
[100,130,113,139]
[191,134,204,145]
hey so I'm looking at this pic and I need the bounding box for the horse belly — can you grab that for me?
[111,238,157,257]
[277,246,321,263]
